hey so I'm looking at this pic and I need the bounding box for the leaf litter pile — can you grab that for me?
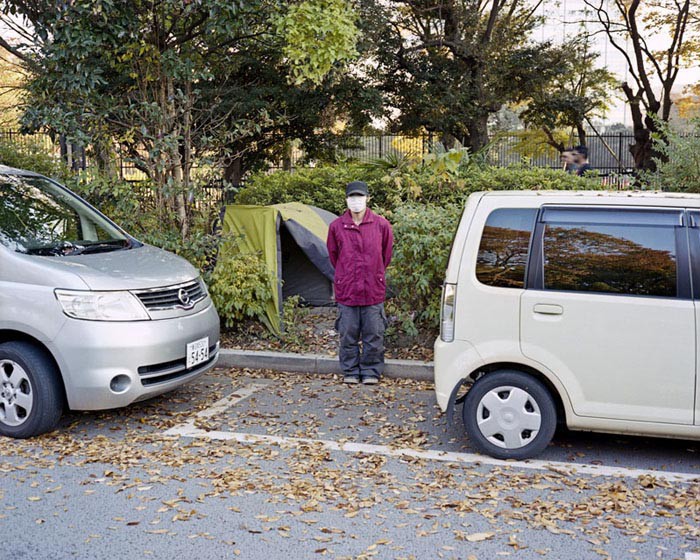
[0,367,698,560]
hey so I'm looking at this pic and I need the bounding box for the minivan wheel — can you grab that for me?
[462,370,556,460]
[0,342,64,439]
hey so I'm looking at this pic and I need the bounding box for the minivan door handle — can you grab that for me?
[533,304,563,315]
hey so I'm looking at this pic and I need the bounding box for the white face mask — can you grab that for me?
[347,196,367,214]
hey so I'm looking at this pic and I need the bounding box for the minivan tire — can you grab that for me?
[0,341,64,438]
[463,370,557,460]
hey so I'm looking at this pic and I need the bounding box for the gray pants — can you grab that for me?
[336,303,387,379]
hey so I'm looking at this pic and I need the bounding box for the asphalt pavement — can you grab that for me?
[1,357,698,560]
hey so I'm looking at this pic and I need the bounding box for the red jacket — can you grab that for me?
[327,208,393,306]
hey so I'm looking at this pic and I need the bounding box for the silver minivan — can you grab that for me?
[0,165,220,438]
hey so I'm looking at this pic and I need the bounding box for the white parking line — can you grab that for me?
[163,381,270,436]
[164,382,699,484]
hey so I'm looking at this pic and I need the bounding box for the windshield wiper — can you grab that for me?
[25,246,67,256]
[25,240,129,256]
[68,241,130,255]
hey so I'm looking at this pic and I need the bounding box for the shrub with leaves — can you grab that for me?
[66,172,145,228]
[0,137,68,179]
[387,203,463,337]
[239,157,601,217]
[281,295,304,345]
[208,251,275,330]
[460,165,601,194]
[237,163,389,213]
[275,0,359,86]
[648,118,700,192]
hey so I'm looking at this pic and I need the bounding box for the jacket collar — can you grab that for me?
[341,207,375,225]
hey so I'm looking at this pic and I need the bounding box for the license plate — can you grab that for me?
[186,337,209,369]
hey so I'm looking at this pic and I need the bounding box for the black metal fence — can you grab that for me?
[490,132,637,174]
[0,129,640,181]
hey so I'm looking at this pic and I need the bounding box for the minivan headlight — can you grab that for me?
[55,290,149,321]
[440,282,456,343]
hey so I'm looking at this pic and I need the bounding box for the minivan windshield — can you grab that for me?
[0,174,131,256]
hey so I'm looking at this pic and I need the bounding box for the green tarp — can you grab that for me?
[220,202,336,335]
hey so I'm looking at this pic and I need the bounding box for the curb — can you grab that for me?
[218,349,433,382]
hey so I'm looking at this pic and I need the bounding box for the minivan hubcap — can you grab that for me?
[476,386,541,449]
[0,360,33,427]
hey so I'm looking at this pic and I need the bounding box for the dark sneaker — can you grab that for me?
[361,376,379,385]
[343,375,360,384]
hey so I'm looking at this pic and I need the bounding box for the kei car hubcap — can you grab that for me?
[476,386,541,449]
[0,359,33,427]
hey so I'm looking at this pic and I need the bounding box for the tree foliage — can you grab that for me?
[519,36,617,151]
[648,118,700,192]
[0,51,24,127]
[583,0,695,171]
[0,0,362,237]
[276,0,359,86]
[365,0,557,153]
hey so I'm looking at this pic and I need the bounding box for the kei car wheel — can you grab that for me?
[462,370,557,460]
[0,342,64,438]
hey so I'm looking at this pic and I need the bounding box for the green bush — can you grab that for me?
[208,251,275,329]
[386,203,463,336]
[239,160,602,216]
[460,164,601,193]
[411,164,601,205]
[237,163,388,213]
[66,172,146,229]
[648,119,700,192]
[0,137,69,180]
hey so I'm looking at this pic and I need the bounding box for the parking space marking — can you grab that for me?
[163,381,270,437]
[685,554,700,560]
[164,380,699,484]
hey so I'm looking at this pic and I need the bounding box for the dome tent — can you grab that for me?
[219,202,336,335]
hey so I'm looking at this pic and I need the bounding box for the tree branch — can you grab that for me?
[0,36,30,64]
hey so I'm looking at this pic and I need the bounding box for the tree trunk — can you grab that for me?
[282,141,293,171]
[464,115,490,154]
[622,84,660,172]
[630,128,655,172]
[440,133,458,150]
[224,154,244,187]
[575,124,586,147]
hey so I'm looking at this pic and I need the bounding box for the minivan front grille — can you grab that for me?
[134,279,206,311]
[137,343,219,386]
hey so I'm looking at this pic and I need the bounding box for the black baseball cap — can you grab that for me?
[346,181,368,196]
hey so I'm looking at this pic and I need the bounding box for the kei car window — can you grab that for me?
[541,208,678,297]
[476,208,537,288]
[0,174,130,256]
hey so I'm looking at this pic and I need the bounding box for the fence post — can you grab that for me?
[378,135,383,159]
[618,132,623,174]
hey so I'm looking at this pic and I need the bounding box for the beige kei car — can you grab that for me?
[435,191,700,459]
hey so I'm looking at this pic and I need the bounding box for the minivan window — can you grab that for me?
[0,175,130,256]
[541,208,678,297]
[476,208,537,288]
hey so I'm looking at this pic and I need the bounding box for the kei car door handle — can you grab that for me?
[533,304,563,315]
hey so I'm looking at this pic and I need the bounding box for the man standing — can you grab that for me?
[327,181,393,385]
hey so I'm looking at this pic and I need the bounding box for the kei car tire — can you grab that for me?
[0,341,64,438]
[462,370,557,460]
